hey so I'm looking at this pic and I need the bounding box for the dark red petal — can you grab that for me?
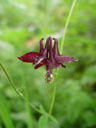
[45,37,50,49]
[53,38,60,56]
[46,60,62,70]
[49,37,54,63]
[35,37,50,65]
[18,52,40,63]
[34,63,44,69]
[43,37,50,56]
[34,59,46,69]
[56,55,78,63]
[40,38,44,55]
[48,38,62,69]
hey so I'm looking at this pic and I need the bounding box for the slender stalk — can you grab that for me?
[0,62,57,123]
[0,62,42,114]
[48,0,77,116]
[0,62,58,123]
[49,84,57,114]
[60,0,77,54]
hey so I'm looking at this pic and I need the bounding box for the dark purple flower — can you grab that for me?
[18,37,78,83]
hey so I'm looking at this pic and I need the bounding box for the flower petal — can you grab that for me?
[18,52,40,63]
[43,37,50,56]
[53,38,60,56]
[49,37,54,63]
[34,59,46,69]
[34,63,44,69]
[56,55,77,63]
[34,37,50,66]
[48,38,62,69]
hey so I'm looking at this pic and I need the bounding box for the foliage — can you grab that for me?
[0,0,96,128]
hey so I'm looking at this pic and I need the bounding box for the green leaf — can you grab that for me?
[38,115,48,128]
[0,92,14,128]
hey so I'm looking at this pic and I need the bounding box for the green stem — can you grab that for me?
[49,84,57,115]
[60,0,77,54]
[0,62,58,123]
[48,0,77,116]
[0,62,42,114]
[0,62,57,123]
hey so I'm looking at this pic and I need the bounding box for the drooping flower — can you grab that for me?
[18,37,78,83]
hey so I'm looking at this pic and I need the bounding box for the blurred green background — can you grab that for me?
[0,0,96,128]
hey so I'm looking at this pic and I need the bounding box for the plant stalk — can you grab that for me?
[48,0,77,117]
[60,0,77,54]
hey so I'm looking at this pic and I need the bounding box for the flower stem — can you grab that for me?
[60,0,77,54]
[48,0,77,117]
[49,83,57,115]
[0,62,42,114]
[0,62,58,123]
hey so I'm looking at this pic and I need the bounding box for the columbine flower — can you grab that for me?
[18,37,77,83]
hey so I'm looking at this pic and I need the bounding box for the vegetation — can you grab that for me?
[0,0,96,128]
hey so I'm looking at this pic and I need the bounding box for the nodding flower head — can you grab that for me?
[18,37,78,83]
